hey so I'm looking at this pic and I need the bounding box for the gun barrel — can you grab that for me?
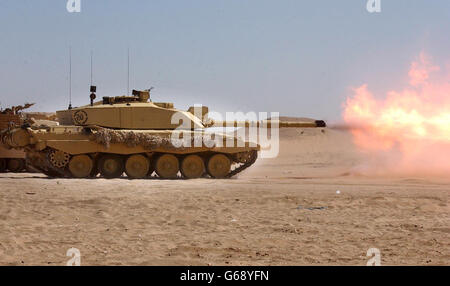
[208,120,326,128]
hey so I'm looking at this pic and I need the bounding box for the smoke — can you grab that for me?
[342,52,450,176]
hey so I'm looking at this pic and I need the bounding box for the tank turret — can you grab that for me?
[0,103,37,173]
[57,87,204,130]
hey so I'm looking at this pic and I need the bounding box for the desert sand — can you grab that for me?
[0,128,448,265]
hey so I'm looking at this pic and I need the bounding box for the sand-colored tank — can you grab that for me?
[1,87,326,179]
[0,103,36,173]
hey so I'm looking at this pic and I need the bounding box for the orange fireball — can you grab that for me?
[343,53,450,174]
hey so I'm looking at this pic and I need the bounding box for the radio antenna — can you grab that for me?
[127,47,130,96]
[90,50,93,86]
[68,46,72,110]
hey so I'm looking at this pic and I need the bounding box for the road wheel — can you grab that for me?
[99,154,124,179]
[207,154,231,178]
[0,158,6,172]
[181,155,205,179]
[69,155,93,178]
[155,154,179,179]
[7,158,25,172]
[125,154,150,179]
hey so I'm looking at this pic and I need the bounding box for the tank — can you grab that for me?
[1,87,326,179]
[0,103,35,173]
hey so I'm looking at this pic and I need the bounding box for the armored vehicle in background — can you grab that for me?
[1,87,325,179]
[0,103,35,172]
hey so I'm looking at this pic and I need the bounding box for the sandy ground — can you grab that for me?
[0,128,448,265]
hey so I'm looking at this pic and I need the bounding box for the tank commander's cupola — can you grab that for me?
[132,89,151,102]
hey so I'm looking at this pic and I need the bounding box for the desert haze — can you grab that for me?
[0,128,448,265]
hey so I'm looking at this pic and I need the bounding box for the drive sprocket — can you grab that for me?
[49,150,71,169]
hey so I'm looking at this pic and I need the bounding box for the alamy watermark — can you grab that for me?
[67,1,380,14]
[66,247,81,266]
[170,107,281,159]
[67,0,81,13]
[64,246,380,265]
[366,248,381,266]
[366,0,381,13]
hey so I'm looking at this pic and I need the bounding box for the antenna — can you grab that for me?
[89,50,97,106]
[90,50,93,86]
[68,46,72,110]
[127,47,130,96]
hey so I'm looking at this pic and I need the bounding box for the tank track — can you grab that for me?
[27,150,67,178]
[29,149,258,179]
[227,150,258,178]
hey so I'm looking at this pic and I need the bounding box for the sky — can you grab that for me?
[0,0,449,122]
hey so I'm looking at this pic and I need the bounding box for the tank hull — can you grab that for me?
[0,146,25,158]
[6,126,259,179]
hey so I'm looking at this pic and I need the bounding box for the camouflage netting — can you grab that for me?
[93,128,220,150]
